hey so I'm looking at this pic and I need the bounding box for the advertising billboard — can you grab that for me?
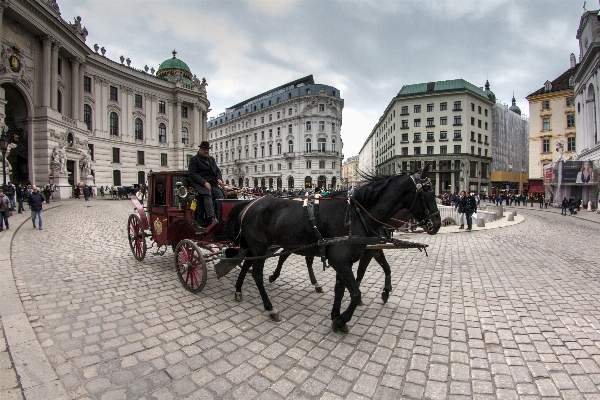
[562,161,598,184]
[544,166,553,184]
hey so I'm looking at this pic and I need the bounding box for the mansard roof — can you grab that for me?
[527,65,578,98]
[396,79,492,102]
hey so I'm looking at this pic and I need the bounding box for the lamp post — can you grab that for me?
[0,126,13,189]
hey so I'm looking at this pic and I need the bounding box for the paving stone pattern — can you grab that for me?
[0,317,24,399]
[9,199,600,399]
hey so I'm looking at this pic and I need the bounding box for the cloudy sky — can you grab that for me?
[58,0,583,158]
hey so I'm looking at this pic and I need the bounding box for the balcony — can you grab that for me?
[453,108,462,111]
[283,152,295,158]
[303,150,340,157]
[453,123,463,126]
[400,125,409,130]
[400,112,409,116]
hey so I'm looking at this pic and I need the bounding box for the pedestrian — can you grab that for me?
[16,183,25,213]
[544,196,549,209]
[464,191,477,231]
[561,197,568,215]
[539,195,544,209]
[456,190,467,229]
[4,181,15,210]
[100,186,105,197]
[28,185,44,230]
[83,184,91,201]
[0,189,11,231]
[43,185,52,204]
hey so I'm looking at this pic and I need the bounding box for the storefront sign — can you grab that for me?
[544,167,553,184]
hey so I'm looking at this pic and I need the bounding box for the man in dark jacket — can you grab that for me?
[16,183,25,213]
[5,182,15,210]
[464,191,477,231]
[28,185,44,230]
[188,141,224,225]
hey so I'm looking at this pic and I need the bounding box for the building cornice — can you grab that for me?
[526,88,574,102]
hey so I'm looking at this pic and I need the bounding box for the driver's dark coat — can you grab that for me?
[188,152,223,195]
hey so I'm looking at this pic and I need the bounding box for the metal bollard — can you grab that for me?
[477,218,485,227]
[507,213,514,221]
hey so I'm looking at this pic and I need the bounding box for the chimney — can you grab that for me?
[570,53,576,68]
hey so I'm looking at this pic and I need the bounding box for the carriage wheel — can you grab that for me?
[128,214,147,261]
[175,239,207,293]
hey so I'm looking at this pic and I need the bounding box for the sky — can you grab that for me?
[58,0,584,159]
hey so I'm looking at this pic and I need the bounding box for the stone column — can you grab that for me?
[41,36,53,107]
[195,105,201,145]
[175,101,181,144]
[79,64,85,121]
[70,58,80,119]
[50,41,60,110]
[202,110,207,142]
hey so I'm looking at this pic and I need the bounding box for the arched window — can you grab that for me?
[288,140,294,153]
[317,138,326,152]
[332,139,336,153]
[288,176,294,189]
[331,176,337,189]
[269,178,273,189]
[84,104,92,131]
[304,176,312,189]
[109,112,119,136]
[261,146,264,157]
[318,175,326,189]
[268,144,272,156]
[57,90,63,113]
[253,178,258,188]
[305,138,312,152]
[277,143,282,155]
[158,123,167,143]
[254,147,257,158]
[245,148,249,159]
[135,118,143,140]
[181,127,189,144]
[261,178,266,188]
[113,170,121,186]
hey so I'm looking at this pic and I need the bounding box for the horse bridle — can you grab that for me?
[408,173,440,231]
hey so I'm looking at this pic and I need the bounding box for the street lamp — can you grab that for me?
[0,126,12,188]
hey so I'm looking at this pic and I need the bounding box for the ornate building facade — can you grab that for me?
[342,155,359,189]
[206,75,344,191]
[0,0,209,198]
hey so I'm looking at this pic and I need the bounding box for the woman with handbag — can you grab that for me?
[0,188,11,231]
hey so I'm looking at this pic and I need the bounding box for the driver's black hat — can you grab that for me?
[199,141,211,149]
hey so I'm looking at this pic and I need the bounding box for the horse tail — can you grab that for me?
[226,200,253,246]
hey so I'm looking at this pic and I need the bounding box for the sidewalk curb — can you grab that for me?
[504,205,600,225]
[0,204,69,400]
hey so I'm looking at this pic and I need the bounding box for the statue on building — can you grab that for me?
[80,152,92,176]
[69,16,88,41]
[200,77,207,94]
[52,144,67,174]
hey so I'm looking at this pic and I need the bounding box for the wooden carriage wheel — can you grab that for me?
[175,239,207,293]
[128,214,147,261]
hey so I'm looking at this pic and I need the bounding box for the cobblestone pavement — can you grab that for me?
[5,199,600,399]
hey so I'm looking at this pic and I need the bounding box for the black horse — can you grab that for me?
[225,166,441,333]
[264,207,425,303]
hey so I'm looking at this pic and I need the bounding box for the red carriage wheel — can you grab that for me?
[128,214,147,261]
[175,239,207,293]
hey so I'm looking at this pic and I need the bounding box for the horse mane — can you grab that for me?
[352,170,412,209]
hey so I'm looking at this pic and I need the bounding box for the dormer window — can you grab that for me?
[544,80,552,92]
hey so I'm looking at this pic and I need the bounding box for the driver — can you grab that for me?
[155,182,166,205]
[189,141,224,225]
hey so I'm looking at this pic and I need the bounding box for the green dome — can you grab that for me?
[156,50,193,80]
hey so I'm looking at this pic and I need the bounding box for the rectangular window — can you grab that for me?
[277,163,281,171]
[306,160,311,169]
[471,117,475,126]
[426,132,434,141]
[401,106,409,115]
[440,145,447,155]
[484,122,488,130]
[261,116,265,123]
[414,105,421,113]
[135,94,142,108]
[484,135,489,144]
[319,104,325,112]
[319,160,325,169]
[401,120,409,128]
[542,139,550,152]
[137,151,145,165]
[567,114,575,128]
[88,144,94,161]
[181,106,188,118]
[401,133,409,142]
[471,131,476,141]
[288,124,292,134]
[158,100,166,114]
[440,131,448,140]
[401,147,408,156]
[160,153,168,167]
[83,76,92,93]
[485,149,488,157]
[542,117,550,130]
[187,155,192,167]
[427,103,434,112]
[453,101,461,111]
[306,121,312,131]
[477,120,482,128]
[454,145,461,154]
[319,121,325,130]
[440,102,447,111]
[427,146,434,155]
[454,116,462,125]
[332,123,336,132]
[478,106,482,114]
[478,133,482,143]
[269,114,272,121]
[542,100,550,110]
[288,162,292,170]
[414,119,421,127]
[288,108,293,116]
[414,132,421,142]
[440,117,447,125]
[277,111,281,119]
[426,118,434,127]
[567,136,576,151]
[414,147,421,155]
[471,146,475,154]
[109,86,118,101]
[485,109,488,117]
[454,130,461,139]
[471,103,475,111]
[112,147,120,163]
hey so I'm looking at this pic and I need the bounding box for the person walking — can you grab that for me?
[4,182,15,211]
[539,195,544,209]
[561,197,568,215]
[16,183,25,213]
[0,189,11,231]
[83,185,91,201]
[464,191,477,232]
[28,186,44,230]
[456,190,467,229]
[43,185,52,204]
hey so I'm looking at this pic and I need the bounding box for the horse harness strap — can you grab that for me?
[303,195,328,270]
[238,196,267,238]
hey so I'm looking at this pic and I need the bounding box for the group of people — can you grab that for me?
[0,182,44,231]
[72,183,94,201]
[561,196,582,216]
[454,190,478,231]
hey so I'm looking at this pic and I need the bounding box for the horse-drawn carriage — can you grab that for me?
[128,168,442,333]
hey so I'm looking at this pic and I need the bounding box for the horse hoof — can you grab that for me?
[268,275,276,283]
[268,310,281,322]
[314,284,324,293]
[382,291,390,303]
[331,321,349,334]
[235,292,243,302]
